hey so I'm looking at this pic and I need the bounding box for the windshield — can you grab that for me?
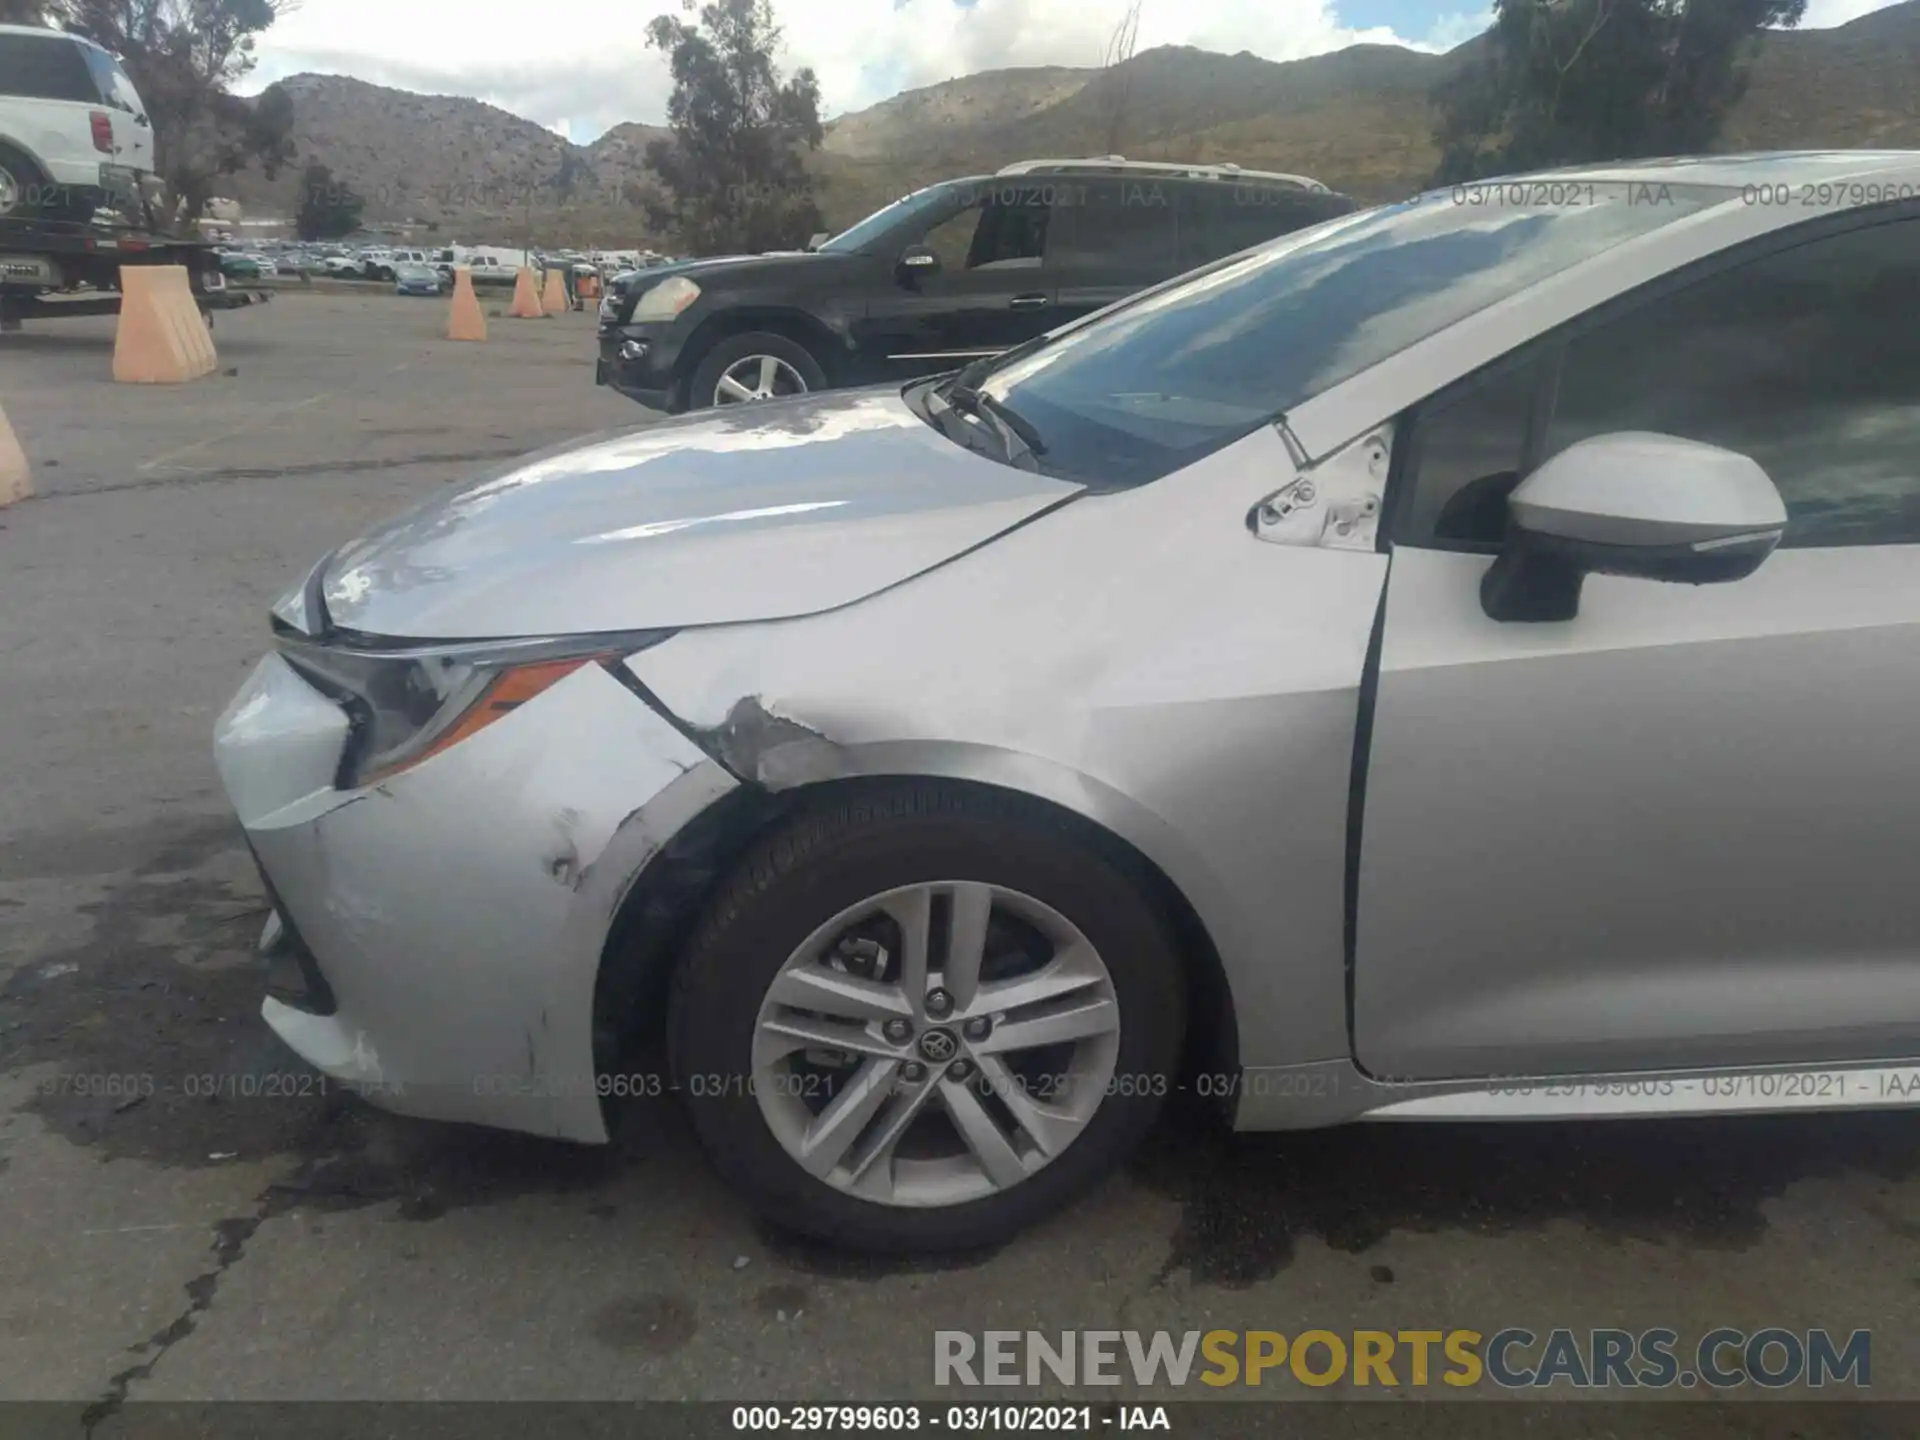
[814,180,976,255]
[977,182,1730,488]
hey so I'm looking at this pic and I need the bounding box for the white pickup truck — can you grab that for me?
[453,246,536,284]
[0,24,155,225]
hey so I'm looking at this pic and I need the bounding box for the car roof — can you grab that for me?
[1513,150,1920,188]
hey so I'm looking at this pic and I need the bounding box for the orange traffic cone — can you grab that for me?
[0,399,30,508]
[508,267,545,318]
[541,268,566,313]
[447,268,486,341]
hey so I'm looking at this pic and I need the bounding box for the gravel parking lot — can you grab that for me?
[1,292,1916,1430]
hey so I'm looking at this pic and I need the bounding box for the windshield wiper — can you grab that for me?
[947,354,997,394]
[947,383,1047,466]
[923,384,1011,465]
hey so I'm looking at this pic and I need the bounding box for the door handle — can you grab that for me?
[1009,294,1048,310]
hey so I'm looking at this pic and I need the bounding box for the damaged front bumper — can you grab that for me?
[212,650,738,1142]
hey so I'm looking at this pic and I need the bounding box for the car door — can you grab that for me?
[1046,176,1183,327]
[859,184,1058,380]
[1354,211,1920,1081]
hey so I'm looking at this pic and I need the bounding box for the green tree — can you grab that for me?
[295,159,362,239]
[1432,0,1806,183]
[60,0,298,229]
[643,0,824,254]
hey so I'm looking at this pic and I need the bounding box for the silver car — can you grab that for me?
[215,151,1920,1251]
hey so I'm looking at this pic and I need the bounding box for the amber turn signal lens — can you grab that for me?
[361,655,612,784]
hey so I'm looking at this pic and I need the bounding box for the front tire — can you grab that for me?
[687,330,826,410]
[670,783,1186,1252]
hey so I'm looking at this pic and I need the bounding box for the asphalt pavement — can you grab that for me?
[0,292,1916,1431]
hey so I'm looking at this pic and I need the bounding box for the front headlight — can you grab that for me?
[631,275,700,323]
[278,631,673,788]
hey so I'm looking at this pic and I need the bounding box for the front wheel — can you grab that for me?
[669,784,1186,1252]
[687,330,826,409]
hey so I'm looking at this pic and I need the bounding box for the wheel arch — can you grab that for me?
[0,138,54,210]
[0,137,51,178]
[677,307,848,393]
[590,765,1240,1102]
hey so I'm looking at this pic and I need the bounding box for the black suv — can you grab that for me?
[596,158,1356,413]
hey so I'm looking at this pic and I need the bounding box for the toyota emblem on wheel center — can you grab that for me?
[918,1029,958,1063]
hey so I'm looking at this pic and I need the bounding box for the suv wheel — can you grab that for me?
[0,146,53,221]
[690,331,826,408]
[669,783,1186,1251]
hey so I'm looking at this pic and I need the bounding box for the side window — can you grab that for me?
[1397,356,1544,548]
[967,199,1048,269]
[1183,185,1330,267]
[1046,179,1178,272]
[918,201,985,271]
[1548,219,1920,547]
[0,35,103,102]
[1399,217,1920,550]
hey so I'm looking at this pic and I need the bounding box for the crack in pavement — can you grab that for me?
[78,1201,268,1434]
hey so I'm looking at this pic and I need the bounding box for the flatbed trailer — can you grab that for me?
[0,215,267,329]
[0,284,271,329]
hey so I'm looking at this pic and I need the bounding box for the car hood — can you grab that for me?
[316,389,1082,641]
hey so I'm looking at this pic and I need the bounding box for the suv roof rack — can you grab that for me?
[996,157,1329,191]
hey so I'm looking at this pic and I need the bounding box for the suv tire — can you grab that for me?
[669,782,1187,1252]
[688,331,826,409]
[0,145,64,222]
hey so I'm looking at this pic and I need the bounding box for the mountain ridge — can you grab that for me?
[227,4,1920,241]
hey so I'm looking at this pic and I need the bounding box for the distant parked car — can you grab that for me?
[393,263,441,297]
[219,252,267,281]
[462,250,532,284]
[596,156,1356,412]
[384,247,436,277]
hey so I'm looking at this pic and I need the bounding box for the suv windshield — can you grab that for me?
[814,180,978,255]
[975,182,1729,488]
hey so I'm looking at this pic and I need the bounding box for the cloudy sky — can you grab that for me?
[238,0,1903,144]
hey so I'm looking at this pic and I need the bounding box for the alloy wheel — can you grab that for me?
[751,881,1121,1208]
[714,353,808,405]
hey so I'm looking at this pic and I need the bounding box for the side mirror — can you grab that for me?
[806,231,829,252]
[896,244,940,282]
[1481,432,1787,623]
